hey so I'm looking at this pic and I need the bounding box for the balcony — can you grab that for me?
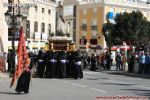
[80,39,87,45]
[81,25,87,31]
[90,39,97,45]
[91,25,97,30]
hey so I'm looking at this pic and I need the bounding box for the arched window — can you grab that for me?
[35,6,38,12]
[48,24,51,35]
[41,23,45,33]
[34,22,38,32]
[26,20,30,38]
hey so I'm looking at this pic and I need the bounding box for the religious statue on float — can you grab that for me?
[56,1,70,36]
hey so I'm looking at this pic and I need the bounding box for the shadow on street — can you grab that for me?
[86,77,109,80]
[121,89,150,97]
[104,71,150,79]
[0,91,23,95]
[100,82,137,86]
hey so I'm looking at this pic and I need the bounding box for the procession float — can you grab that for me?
[45,36,77,52]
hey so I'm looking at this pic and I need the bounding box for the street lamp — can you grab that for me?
[4,2,23,74]
[105,30,111,54]
[105,30,112,70]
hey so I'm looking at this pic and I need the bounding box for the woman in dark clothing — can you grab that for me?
[15,59,31,94]
[128,53,135,73]
[90,53,96,71]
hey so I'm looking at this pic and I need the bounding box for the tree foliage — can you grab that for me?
[102,10,150,49]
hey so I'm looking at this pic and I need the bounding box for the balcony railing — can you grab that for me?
[91,25,97,30]
[90,39,97,45]
[81,26,87,31]
[80,39,87,45]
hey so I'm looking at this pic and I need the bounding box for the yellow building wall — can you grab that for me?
[78,2,150,51]
[86,8,92,43]
[104,6,110,23]
[79,9,83,42]
[97,6,104,48]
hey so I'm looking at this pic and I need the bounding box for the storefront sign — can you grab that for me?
[42,33,47,40]
[34,32,41,39]
[32,41,38,48]
[40,42,45,48]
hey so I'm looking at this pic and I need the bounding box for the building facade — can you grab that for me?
[26,1,57,52]
[0,0,8,53]
[77,0,150,53]
[5,0,57,53]
[63,0,79,42]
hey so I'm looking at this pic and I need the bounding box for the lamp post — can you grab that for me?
[105,30,111,70]
[105,30,111,54]
[4,1,23,74]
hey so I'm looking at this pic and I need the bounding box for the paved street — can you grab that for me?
[0,71,150,100]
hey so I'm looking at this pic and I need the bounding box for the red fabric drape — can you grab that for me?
[10,27,29,88]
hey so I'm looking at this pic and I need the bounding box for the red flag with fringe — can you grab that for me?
[10,27,30,88]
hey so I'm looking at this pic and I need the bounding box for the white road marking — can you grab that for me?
[71,83,87,88]
[51,79,58,81]
[51,73,150,94]
[84,76,96,79]
[84,71,100,75]
[90,88,106,93]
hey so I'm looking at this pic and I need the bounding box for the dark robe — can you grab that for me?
[7,51,11,72]
[15,69,31,93]
[56,51,68,78]
[90,54,96,71]
[45,51,57,78]
[105,53,111,70]
[66,52,72,78]
[74,51,83,79]
[37,50,46,78]
[70,52,76,78]
[28,52,36,69]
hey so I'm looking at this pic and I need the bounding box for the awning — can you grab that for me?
[111,46,131,51]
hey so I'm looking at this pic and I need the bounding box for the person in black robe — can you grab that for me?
[90,53,96,71]
[69,52,76,78]
[7,50,12,72]
[28,51,35,69]
[74,51,83,79]
[36,50,46,78]
[15,59,31,94]
[66,52,72,78]
[45,51,57,78]
[105,52,111,70]
[56,51,68,78]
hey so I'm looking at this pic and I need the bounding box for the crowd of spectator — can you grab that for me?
[81,51,150,75]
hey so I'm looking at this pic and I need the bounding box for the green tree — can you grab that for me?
[102,10,150,51]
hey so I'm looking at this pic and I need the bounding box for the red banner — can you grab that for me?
[10,27,30,88]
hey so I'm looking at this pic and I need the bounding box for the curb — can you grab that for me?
[101,71,150,79]
[119,72,150,78]
[0,72,10,78]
